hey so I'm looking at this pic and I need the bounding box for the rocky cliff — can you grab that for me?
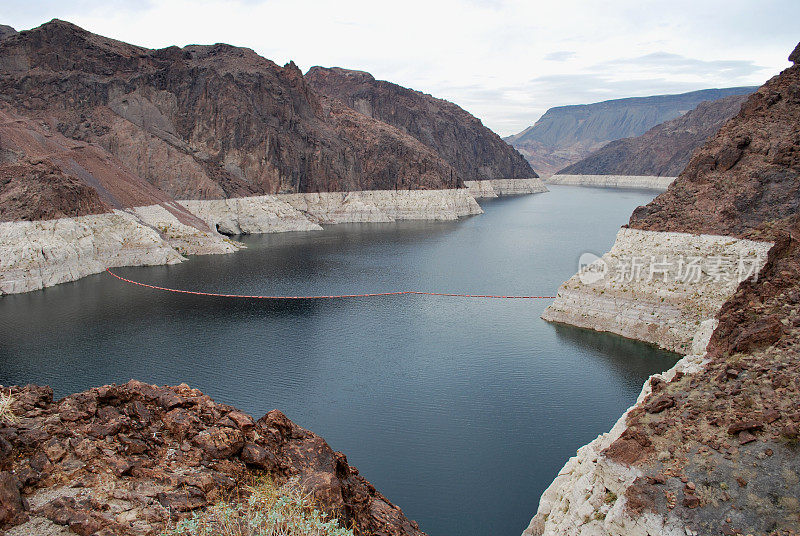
[557,94,751,177]
[0,25,16,41]
[507,87,757,176]
[0,20,460,200]
[527,43,800,535]
[305,66,537,181]
[0,381,425,536]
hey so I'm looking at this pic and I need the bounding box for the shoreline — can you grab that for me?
[544,174,675,191]
[1,181,546,295]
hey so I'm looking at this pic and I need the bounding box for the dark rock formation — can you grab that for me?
[506,87,757,176]
[0,381,425,535]
[0,161,110,222]
[556,93,751,177]
[0,20,458,202]
[0,25,16,41]
[305,66,536,180]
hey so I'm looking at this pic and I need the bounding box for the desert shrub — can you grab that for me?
[0,389,16,423]
[165,476,353,536]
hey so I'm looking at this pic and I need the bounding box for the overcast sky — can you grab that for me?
[3,0,798,136]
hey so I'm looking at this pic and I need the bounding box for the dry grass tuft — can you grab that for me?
[0,389,16,423]
[164,476,353,536]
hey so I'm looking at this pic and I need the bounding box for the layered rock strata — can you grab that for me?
[0,211,185,294]
[526,43,800,536]
[463,178,548,198]
[542,228,772,353]
[544,175,675,191]
[0,20,461,198]
[0,381,425,536]
[0,20,544,296]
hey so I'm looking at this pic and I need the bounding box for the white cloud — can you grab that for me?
[2,0,797,135]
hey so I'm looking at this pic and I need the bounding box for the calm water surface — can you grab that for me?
[0,185,678,536]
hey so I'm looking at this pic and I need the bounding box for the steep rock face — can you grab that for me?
[526,44,800,536]
[0,20,458,200]
[305,66,537,180]
[507,87,756,176]
[0,104,209,226]
[541,228,771,354]
[557,93,751,177]
[0,161,111,222]
[0,381,425,536]
[629,64,800,238]
[0,25,16,41]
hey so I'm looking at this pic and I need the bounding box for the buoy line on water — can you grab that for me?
[105,268,556,300]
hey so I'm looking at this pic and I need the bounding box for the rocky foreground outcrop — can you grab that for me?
[506,87,756,177]
[557,93,752,178]
[527,44,800,535]
[0,381,424,536]
[305,66,537,181]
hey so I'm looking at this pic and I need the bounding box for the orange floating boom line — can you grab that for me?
[105,268,556,300]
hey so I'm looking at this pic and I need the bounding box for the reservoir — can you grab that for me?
[0,185,679,536]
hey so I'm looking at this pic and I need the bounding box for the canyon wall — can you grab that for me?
[306,66,537,181]
[0,188,484,295]
[557,94,751,177]
[525,43,800,536]
[542,228,771,354]
[0,20,548,296]
[0,20,461,198]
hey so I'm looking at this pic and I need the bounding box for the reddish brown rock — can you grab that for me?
[682,494,701,509]
[192,427,245,459]
[646,394,676,414]
[589,42,800,536]
[629,48,800,238]
[0,381,425,535]
[731,315,784,352]
[0,471,26,528]
[603,427,653,465]
[727,420,764,435]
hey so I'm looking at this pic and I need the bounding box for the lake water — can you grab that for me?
[0,185,678,536]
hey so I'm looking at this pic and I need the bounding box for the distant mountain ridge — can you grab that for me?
[507,87,758,176]
[557,93,751,177]
[306,66,537,180]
